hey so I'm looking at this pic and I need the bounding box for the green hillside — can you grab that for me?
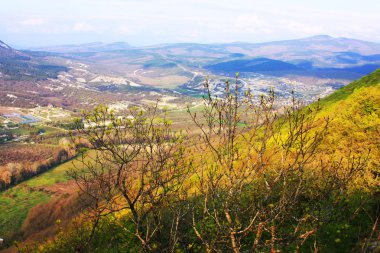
[324,70,380,192]
[317,68,380,166]
[320,68,380,106]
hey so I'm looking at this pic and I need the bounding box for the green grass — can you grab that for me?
[0,187,50,237]
[25,150,97,188]
[25,162,73,187]
[0,151,96,239]
[9,125,33,135]
[41,125,65,135]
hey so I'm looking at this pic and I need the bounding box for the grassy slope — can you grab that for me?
[0,152,94,239]
[317,68,380,134]
[315,68,380,189]
[0,188,49,238]
[303,68,380,251]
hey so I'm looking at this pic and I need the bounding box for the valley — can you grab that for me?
[1,35,380,252]
[2,35,380,145]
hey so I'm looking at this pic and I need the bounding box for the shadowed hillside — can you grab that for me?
[0,40,67,80]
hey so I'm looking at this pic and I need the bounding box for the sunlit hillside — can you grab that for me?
[1,69,377,253]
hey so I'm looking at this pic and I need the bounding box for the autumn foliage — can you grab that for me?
[0,138,90,191]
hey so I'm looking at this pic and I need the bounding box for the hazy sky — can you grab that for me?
[0,0,379,48]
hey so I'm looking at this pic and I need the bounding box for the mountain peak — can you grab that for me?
[308,35,333,40]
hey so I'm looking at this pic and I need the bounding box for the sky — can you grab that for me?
[0,0,379,48]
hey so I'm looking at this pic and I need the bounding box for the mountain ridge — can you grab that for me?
[28,35,380,54]
[0,40,67,80]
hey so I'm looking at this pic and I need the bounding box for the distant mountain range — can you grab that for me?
[141,35,380,67]
[32,41,132,53]
[2,35,380,83]
[222,35,380,57]
[32,35,380,54]
[205,58,301,72]
[204,57,380,79]
[29,35,380,70]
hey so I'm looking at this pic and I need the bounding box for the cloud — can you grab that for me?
[231,15,272,34]
[115,26,131,34]
[73,22,95,32]
[20,17,46,26]
[2,0,380,46]
[282,20,324,36]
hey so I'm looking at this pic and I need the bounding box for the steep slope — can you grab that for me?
[315,68,380,190]
[0,40,30,59]
[0,39,67,80]
[0,152,96,251]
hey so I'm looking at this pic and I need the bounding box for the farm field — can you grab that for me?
[0,151,96,249]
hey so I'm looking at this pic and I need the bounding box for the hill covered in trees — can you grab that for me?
[205,58,302,73]
[0,40,67,81]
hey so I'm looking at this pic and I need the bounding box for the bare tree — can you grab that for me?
[69,76,369,252]
[187,74,367,252]
[70,104,191,252]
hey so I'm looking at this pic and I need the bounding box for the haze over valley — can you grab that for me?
[2,35,380,112]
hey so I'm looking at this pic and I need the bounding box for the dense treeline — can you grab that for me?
[0,57,67,80]
[0,144,60,166]
[18,72,380,252]
[0,138,90,191]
